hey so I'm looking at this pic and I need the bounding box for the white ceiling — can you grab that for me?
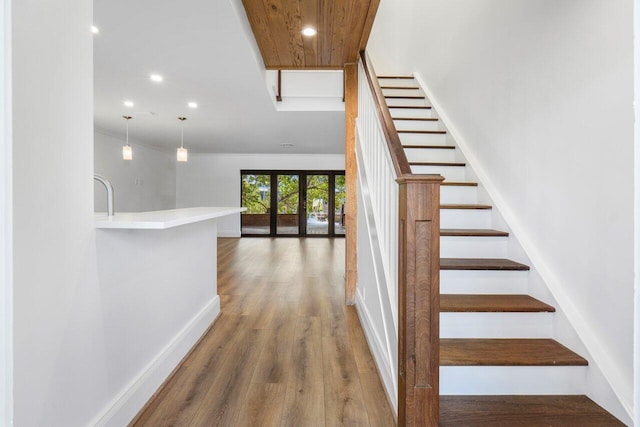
[93,0,345,154]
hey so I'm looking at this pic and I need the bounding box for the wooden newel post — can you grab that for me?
[397,175,443,426]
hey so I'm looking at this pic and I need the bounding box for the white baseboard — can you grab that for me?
[90,296,221,427]
[356,291,398,414]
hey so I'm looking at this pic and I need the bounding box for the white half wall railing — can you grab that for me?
[357,59,400,330]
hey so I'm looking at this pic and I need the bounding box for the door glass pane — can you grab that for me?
[334,174,346,235]
[277,174,299,235]
[306,175,329,235]
[241,174,271,235]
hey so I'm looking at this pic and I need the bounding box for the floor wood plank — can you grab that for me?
[131,238,395,426]
[236,383,286,427]
[281,316,326,426]
[360,372,397,427]
[322,332,370,425]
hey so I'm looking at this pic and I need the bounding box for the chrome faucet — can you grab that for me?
[94,174,115,217]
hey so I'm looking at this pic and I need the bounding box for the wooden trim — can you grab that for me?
[357,0,381,53]
[397,175,443,426]
[344,62,358,305]
[359,51,412,176]
[276,70,282,102]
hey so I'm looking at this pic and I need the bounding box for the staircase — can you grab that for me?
[378,75,625,425]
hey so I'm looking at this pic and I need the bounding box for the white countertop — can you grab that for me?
[95,207,245,230]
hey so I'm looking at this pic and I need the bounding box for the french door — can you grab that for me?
[241,170,345,237]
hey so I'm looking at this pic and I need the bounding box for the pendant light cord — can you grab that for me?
[178,116,187,148]
[123,115,132,147]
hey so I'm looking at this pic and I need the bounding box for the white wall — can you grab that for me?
[1,0,12,424]
[12,1,100,424]
[92,222,220,426]
[94,130,176,213]
[176,153,345,236]
[12,1,214,425]
[634,0,639,424]
[369,0,635,420]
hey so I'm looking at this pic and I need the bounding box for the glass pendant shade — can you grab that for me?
[177,146,188,162]
[122,144,133,160]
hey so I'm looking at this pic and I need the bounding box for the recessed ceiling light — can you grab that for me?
[301,27,317,37]
[123,100,134,108]
[91,25,99,34]
[150,74,163,82]
[187,102,198,109]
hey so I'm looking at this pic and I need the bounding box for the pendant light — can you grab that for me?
[177,116,188,162]
[122,115,133,160]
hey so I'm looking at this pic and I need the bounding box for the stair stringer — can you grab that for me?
[412,71,633,425]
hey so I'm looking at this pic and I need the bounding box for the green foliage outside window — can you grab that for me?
[241,174,270,214]
[242,173,346,216]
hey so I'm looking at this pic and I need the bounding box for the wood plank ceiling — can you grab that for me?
[242,0,379,69]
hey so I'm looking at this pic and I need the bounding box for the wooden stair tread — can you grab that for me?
[441,258,530,270]
[387,105,432,109]
[441,181,478,187]
[440,339,587,366]
[377,75,414,79]
[380,86,419,89]
[403,145,455,150]
[384,95,425,99]
[398,130,446,134]
[392,117,439,121]
[440,204,491,209]
[441,228,508,237]
[412,162,465,167]
[440,395,625,426]
[441,294,555,312]
[404,145,455,150]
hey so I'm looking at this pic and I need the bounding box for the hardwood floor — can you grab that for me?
[131,237,396,427]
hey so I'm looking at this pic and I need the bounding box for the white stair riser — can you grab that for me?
[381,88,423,97]
[405,147,456,163]
[399,132,447,145]
[441,236,508,258]
[394,119,441,131]
[385,98,428,107]
[440,208,491,229]
[441,186,478,204]
[412,165,466,180]
[377,78,416,87]
[441,313,553,338]
[440,366,586,395]
[388,107,434,118]
[441,270,528,294]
